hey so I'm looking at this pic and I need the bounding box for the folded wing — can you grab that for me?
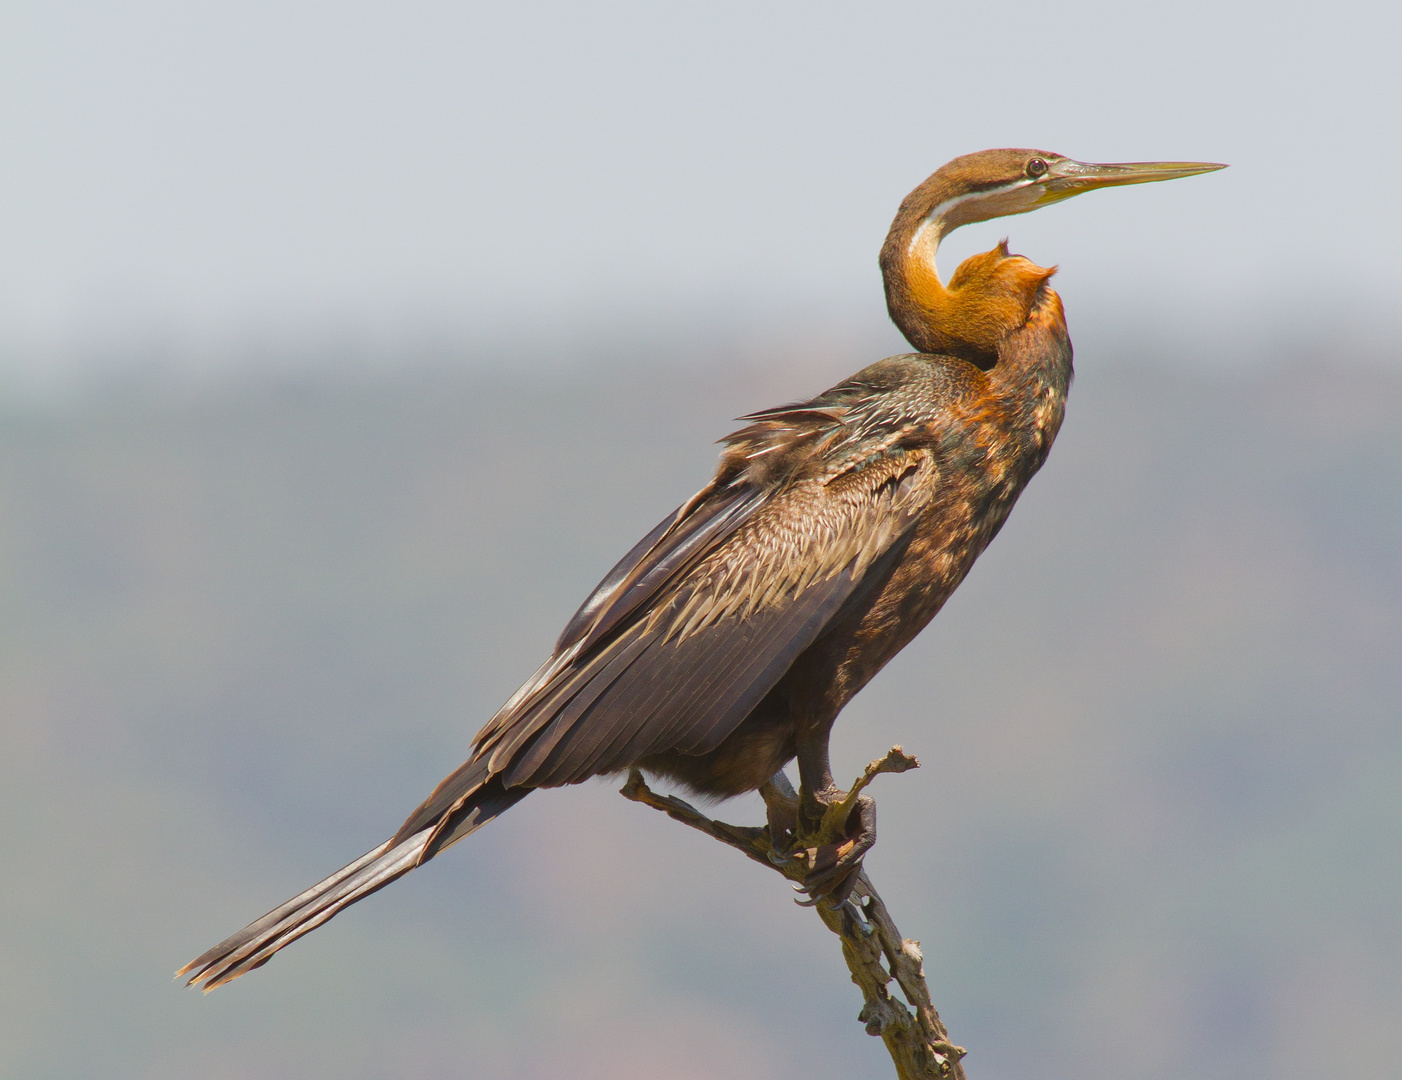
[397,401,937,853]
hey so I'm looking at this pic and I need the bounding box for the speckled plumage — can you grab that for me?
[641,304,1070,798]
[181,146,1220,992]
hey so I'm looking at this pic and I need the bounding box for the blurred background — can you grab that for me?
[2,2,1399,1078]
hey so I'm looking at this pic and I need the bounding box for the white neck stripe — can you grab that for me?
[905,181,1027,257]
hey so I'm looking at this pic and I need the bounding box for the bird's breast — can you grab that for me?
[812,352,1070,708]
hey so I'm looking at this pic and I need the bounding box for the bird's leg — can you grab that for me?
[791,731,876,905]
[759,771,799,863]
[794,728,839,830]
[792,743,921,905]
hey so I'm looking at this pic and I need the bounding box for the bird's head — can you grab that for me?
[880,148,1225,361]
[902,149,1226,239]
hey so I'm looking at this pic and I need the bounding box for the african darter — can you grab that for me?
[181,149,1223,990]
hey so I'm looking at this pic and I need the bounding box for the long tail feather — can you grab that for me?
[178,778,529,991]
[177,832,430,990]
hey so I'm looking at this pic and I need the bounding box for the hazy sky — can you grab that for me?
[1,0,1398,368]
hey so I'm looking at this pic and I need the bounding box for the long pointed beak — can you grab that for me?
[1041,158,1226,205]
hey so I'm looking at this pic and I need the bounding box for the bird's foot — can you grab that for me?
[792,789,877,906]
[760,771,867,900]
[791,746,920,905]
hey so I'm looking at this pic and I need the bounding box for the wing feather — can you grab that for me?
[510,565,862,788]
[498,448,936,789]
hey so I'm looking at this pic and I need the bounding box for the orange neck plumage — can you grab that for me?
[880,186,1060,369]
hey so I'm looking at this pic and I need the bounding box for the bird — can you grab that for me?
[180,148,1224,991]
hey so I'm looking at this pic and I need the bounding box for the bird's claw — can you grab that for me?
[794,790,876,902]
[790,882,872,934]
[840,897,873,936]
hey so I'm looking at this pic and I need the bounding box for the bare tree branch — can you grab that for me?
[621,750,967,1080]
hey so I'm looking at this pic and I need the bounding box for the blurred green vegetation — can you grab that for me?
[1,348,1399,1080]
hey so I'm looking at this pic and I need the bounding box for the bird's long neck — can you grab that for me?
[879,177,1059,369]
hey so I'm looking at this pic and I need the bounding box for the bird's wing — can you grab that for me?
[394,376,937,850]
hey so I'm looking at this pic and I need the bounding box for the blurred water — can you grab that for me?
[1,341,1399,1079]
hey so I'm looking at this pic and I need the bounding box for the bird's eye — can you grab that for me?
[1026,157,1048,178]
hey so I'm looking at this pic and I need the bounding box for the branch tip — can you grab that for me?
[869,745,920,777]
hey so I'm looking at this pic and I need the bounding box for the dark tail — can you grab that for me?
[178,777,528,991]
